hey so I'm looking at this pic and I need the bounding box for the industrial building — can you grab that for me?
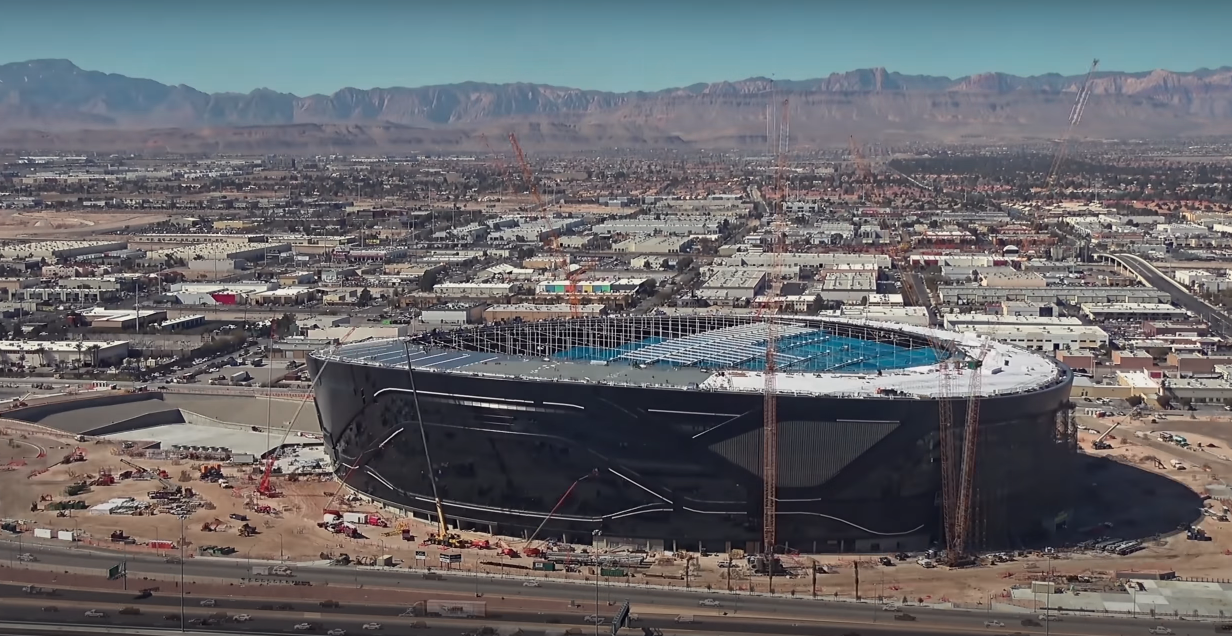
[0,339,129,366]
[940,286,1171,305]
[483,303,606,322]
[1080,303,1191,322]
[0,240,129,260]
[311,315,1074,553]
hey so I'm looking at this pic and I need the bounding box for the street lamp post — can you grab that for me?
[179,515,187,633]
[592,529,602,636]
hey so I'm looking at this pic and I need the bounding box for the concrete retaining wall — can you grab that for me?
[80,409,186,436]
[7,391,164,424]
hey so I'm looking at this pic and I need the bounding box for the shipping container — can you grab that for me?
[342,512,366,524]
[56,530,75,541]
[532,561,556,571]
[426,600,485,618]
[33,528,52,539]
[148,540,176,550]
[600,567,626,577]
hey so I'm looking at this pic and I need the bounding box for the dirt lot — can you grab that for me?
[0,211,169,238]
[6,412,1232,606]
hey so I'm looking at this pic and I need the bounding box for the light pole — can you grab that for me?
[179,514,186,633]
[592,529,602,636]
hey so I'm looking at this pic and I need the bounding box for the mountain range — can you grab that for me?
[2,59,1232,153]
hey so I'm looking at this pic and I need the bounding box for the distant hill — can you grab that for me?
[2,59,1231,152]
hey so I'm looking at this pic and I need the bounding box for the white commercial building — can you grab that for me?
[947,324,1109,352]
[1080,303,1190,322]
[0,340,129,366]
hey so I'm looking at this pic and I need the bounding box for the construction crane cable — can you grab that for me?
[401,340,446,534]
[1045,59,1100,190]
[259,356,333,495]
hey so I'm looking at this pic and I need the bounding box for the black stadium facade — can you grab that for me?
[310,315,1075,554]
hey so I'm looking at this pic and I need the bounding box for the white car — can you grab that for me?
[17,553,36,562]
[584,615,604,624]
[234,614,252,622]
[327,630,347,636]
[200,599,216,607]
[1039,614,1059,622]
[294,624,313,631]
[984,620,1004,628]
[698,599,721,607]
[882,604,899,612]
[85,610,107,618]
[523,581,540,587]
[1148,628,1173,635]
[362,624,382,631]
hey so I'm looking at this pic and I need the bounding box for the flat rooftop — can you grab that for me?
[320,316,1065,400]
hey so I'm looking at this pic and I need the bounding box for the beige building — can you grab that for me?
[484,303,605,323]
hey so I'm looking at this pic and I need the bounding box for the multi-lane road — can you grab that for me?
[1105,252,1232,335]
[0,539,1199,636]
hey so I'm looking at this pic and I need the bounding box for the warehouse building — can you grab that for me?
[484,303,606,322]
[943,315,1084,330]
[0,240,128,260]
[0,339,129,366]
[948,324,1109,352]
[420,303,487,326]
[939,286,1171,305]
[1080,303,1190,322]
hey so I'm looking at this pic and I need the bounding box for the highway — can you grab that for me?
[1105,252,1232,335]
[0,540,1200,636]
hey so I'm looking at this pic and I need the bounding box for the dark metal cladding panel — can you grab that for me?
[306,353,1074,552]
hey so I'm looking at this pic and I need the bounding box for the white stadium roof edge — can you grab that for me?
[318,317,1066,401]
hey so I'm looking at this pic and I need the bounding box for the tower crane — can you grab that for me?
[847,136,877,200]
[758,98,789,590]
[951,338,995,560]
[509,133,584,317]
[509,133,548,216]
[895,270,960,560]
[1045,59,1100,191]
[480,134,517,199]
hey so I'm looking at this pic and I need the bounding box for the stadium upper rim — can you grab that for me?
[316,315,1068,400]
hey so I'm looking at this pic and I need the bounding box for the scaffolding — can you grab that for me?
[337,315,946,375]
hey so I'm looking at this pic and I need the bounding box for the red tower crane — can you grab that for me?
[950,338,995,560]
[760,98,789,590]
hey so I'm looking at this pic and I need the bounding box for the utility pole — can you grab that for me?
[810,559,817,598]
[854,560,860,601]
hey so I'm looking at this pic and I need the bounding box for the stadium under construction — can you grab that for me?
[309,314,1075,554]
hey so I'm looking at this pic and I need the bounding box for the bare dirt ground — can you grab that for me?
[6,413,1232,606]
[0,210,169,238]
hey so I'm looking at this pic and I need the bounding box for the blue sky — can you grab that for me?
[1,1,1229,95]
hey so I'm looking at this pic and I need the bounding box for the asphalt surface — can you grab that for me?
[0,539,1205,636]
[1106,252,1232,335]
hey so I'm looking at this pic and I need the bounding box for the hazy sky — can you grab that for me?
[2,0,1229,95]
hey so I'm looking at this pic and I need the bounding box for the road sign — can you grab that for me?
[107,563,126,580]
[611,600,631,636]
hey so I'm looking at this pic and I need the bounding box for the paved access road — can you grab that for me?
[0,540,1202,636]
[0,588,1193,636]
[1108,252,1232,335]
